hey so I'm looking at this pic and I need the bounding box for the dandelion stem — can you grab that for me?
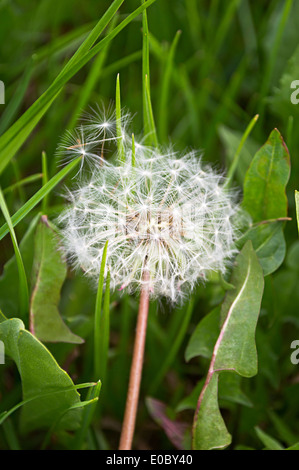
[119,271,150,450]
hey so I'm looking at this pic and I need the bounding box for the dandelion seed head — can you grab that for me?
[58,108,241,303]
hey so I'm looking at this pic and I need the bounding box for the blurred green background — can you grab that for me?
[1,0,299,450]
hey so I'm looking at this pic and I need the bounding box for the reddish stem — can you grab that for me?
[119,272,150,450]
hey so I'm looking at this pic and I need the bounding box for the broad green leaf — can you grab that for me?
[193,373,232,450]
[30,216,83,344]
[192,242,264,450]
[0,382,96,426]
[242,128,290,222]
[218,372,252,408]
[0,316,82,433]
[0,215,38,319]
[177,374,252,412]
[215,241,264,376]
[176,380,205,413]
[185,307,221,361]
[238,221,286,276]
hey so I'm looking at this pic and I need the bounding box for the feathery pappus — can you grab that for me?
[58,106,240,303]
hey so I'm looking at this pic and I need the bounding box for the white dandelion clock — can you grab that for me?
[58,112,239,304]
[57,104,241,451]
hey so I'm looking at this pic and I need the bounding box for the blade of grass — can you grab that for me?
[0,0,157,174]
[158,30,181,143]
[0,157,81,241]
[225,114,259,188]
[41,151,49,213]
[0,382,97,426]
[0,63,34,134]
[142,1,158,147]
[41,398,99,450]
[71,380,102,450]
[67,16,118,130]
[2,420,21,451]
[94,241,109,381]
[3,173,43,195]
[100,51,142,79]
[131,133,136,167]
[186,0,203,48]
[11,159,26,205]
[116,74,125,162]
[58,0,125,76]
[0,0,125,154]
[0,188,29,318]
[98,268,111,388]
[144,75,158,147]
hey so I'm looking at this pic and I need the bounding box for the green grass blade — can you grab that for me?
[142,1,158,146]
[67,16,118,130]
[0,0,157,174]
[158,30,181,143]
[0,0,125,154]
[72,380,102,450]
[56,0,125,77]
[0,382,97,426]
[41,398,99,450]
[41,151,49,213]
[144,74,158,147]
[116,74,125,162]
[2,420,21,450]
[3,173,43,195]
[225,114,259,187]
[131,133,136,167]
[142,0,150,140]
[0,63,34,134]
[94,240,109,381]
[0,157,81,241]
[100,51,142,79]
[0,188,29,318]
[98,269,111,387]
